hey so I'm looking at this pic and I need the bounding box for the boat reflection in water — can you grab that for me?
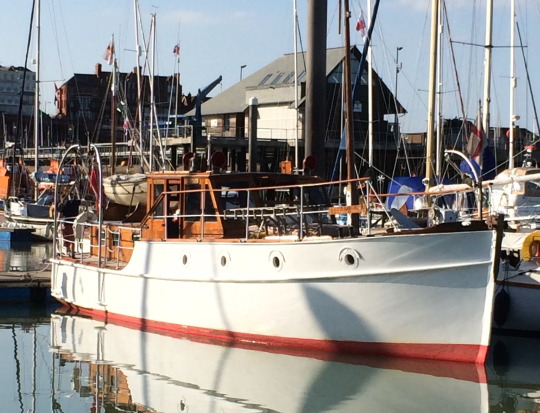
[0,241,52,273]
[50,312,540,413]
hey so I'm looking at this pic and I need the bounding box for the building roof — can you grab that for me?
[192,46,403,117]
[193,47,355,116]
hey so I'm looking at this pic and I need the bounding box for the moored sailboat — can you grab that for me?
[49,0,501,364]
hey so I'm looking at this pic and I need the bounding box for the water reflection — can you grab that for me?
[1,308,540,413]
[0,241,52,272]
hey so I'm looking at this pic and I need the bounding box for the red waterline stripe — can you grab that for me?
[57,301,489,373]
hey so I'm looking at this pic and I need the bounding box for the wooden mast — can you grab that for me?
[425,0,439,190]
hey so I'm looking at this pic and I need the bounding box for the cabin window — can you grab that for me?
[217,182,254,211]
[153,183,164,217]
[185,184,201,222]
[185,184,217,222]
[526,181,540,197]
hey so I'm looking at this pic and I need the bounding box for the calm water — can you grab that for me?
[0,241,52,273]
[0,305,539,413]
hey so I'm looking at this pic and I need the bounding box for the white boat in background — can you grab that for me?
[51,168,500,364]
[49,313,540,413]
[102,173,147,206]
[487,167,540,333]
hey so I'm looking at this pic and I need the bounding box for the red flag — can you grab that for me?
[355,10,367,40]
[173,44,180,55]
[103,36,115,65]
[466,117,484,159]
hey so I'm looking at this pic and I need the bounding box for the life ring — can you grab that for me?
[521,230,540,261]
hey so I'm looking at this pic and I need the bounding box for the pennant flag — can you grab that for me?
[173,44,180,56]
[103,36,115,65]
[355,9,367,40]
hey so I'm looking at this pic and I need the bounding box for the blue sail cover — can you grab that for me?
[386,176,425,210]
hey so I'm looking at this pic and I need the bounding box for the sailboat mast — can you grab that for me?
[425,0,439,189]
[111,58,117,175]
[435,1,443,179]
[343,0,359,227]
[133,0,144,172]
[34,0,40,197]
[149,14,157,172]
[367,0,373,169]
[508,0,516,169]
[481,0,493,171]
[293,0,299,173]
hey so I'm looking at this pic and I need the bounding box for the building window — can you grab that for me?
[270,73,284,85]
[282,71,295,83]
[259,74,272,86]
[224,114,230,132]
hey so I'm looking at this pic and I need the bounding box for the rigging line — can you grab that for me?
[516,21,540,140]
[443,2,467,127]
[16,0,36,148]
[48,0,66,81]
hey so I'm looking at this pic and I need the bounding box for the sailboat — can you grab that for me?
[478,0,540,334]
[50,0,501,364]
[101,7,162,212]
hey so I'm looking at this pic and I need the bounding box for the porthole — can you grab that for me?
[339,248,361,268]
[272,256,281,268]
[219,251,231,268]
[269,251,285,271]
[180,251,191,266]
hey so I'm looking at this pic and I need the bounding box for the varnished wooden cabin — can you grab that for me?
[90,171,335,266]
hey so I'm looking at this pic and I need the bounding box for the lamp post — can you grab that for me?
[394,47,403,146]
[240,64,247,80]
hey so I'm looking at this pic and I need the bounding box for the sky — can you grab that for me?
[1,0,540,135]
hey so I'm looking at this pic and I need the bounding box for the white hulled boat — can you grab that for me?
[488,167,540,332]
[51,168,500,364]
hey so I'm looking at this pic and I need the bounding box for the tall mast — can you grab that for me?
[343,0,359,227]
[367,0,373,169]
[34,0,40,198]
[133,0,144,172]
[482,0,493,171]
[293,0,299,172]
[149,13,156,172]
[435,1,443,179]
[425,0,439,189]
[111,56,117,175]
[508,0,516,169]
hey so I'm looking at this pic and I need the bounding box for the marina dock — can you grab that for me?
[0,268,52,304]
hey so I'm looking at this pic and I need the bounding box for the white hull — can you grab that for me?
[102,173,147,206]
[4,213,54,241]
[495,231,540,332]
[495,261,540,332]
[51,229,497,363]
